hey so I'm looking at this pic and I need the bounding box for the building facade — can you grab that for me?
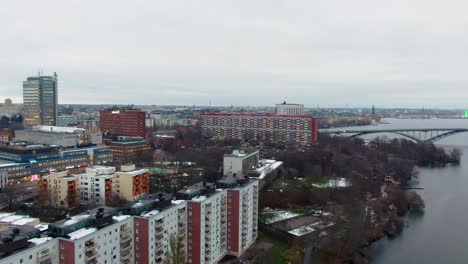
[0,178,259,264]
[0,128,13,143]
[57,115,78,127]
[40,170,78,208]
[0,98,22,116]
[100,108,147,138]
[114,164,149,202]
[15,125,102,148]
[0,142,113,183]
[108,137,152,165]
[23,73,58,128]
[201,112,319,144]
[275,102,304,116]
[75,166,116,206]
[223,149,260,177]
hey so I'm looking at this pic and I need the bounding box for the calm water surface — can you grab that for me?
[339,118,468,264]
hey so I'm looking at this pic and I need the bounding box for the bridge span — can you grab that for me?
[320,128,468,142]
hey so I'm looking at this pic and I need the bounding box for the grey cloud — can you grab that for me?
[1,0,468,108]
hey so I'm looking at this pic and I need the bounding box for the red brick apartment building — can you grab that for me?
[99,109,147,138]
[201,112,318,144]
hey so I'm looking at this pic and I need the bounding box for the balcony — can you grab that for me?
[87,259,98,264]
[85,250,97,261]
[121,228,130,235]
[179,232,186,240]
[156,243,164,252]
[85,241,95,250]
[156,249,164,256]
[121,242,131,251]
[121,252,131,261]
[38,254,52,263]
[121,234,131,242]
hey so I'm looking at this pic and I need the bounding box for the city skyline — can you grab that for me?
[3,1,468,108]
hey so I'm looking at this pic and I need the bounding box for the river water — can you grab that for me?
[338,118,468,263]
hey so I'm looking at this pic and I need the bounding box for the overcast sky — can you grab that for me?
[1,0,468,108]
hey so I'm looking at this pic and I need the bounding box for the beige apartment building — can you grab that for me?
[40,170,78,208]
[113,164,149,201]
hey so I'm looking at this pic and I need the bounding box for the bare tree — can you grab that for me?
[165,233,185,264]
[2,184,21,209]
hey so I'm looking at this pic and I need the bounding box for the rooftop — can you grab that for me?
[30,125,86,134]
[67,227,97,240]
[116,168,148,177]
[224,149,259,158]
[51,206,116,229]
[0,142,59,155]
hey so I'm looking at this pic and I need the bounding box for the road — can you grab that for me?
[0,182,38,209]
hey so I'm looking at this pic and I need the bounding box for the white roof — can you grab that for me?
[192,196,207,202]
[29,237,53,245]
[141,210,160,218]
[62,214,91,226]
[34,224,49,232]
[0,213,13,219]
[113,215,131,222]
[256,161,283,179]
[172,200,185,205]
[0,215,26,223]
[12,217,38,226]
[116,169,148,177]
[68,228,97,240]
[32,125,85,134]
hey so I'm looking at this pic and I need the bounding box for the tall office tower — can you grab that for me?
[23,73,58,128]
[275,101,304,116]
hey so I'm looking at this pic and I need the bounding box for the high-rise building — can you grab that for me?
[275,102,304,116]
[201,112,318,145]
[23,73,58,128]
[99,108,146,138]
[0,178,260,264]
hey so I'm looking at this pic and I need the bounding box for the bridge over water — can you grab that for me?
[320,128,468,142]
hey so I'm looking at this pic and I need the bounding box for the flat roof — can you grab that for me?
[67,227,97,240]
[116,168,148,176]
[0,142,59,155]
[224,149,259,158]
[1,215,27,223]
[177,182,214,195]
[51,207,115,228]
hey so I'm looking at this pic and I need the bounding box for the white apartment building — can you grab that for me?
[227,180,259,255]
[56,211,134,264]
[223,150,260,177]
[0,237,59,264]
[133,195,188,264]
[187,190,228,264]
[275,102,304,116]
[1,179,259,264]
[75,166,116,206]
